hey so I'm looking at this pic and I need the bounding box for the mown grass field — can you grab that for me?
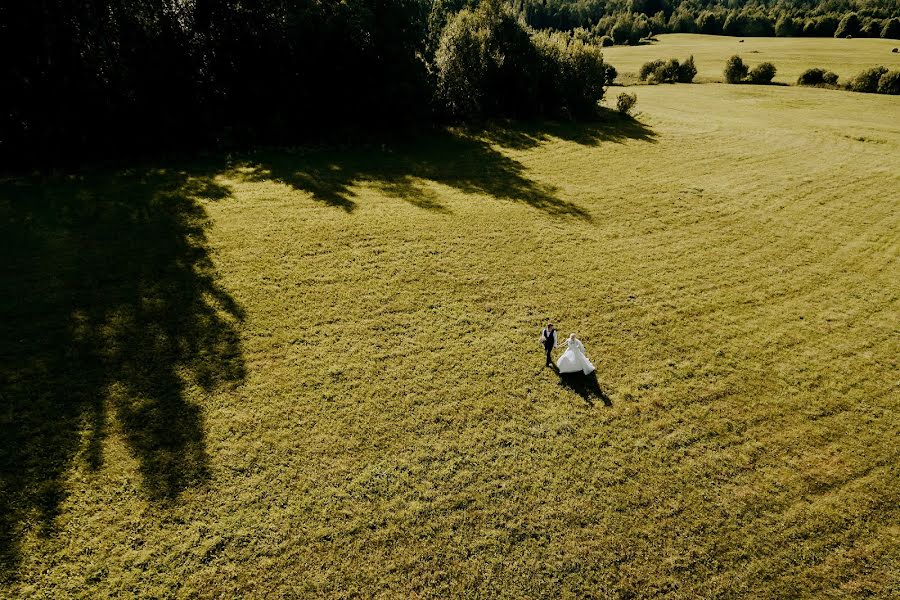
[604,33,900,83]
[2,81,899,597]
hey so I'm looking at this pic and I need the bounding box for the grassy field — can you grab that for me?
[604,33,900,84]
[2,81,899,597]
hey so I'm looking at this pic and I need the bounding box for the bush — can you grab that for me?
[847,66,888,93]
[534,32,609,116]
[724,55,749,83]
[883,18,900,40]
[835,13,861,38]
[640,56,696,84]
[654,58,681,83]
[747,62,777,84]
[605,64,618,85]
[798,68,838,86]
[677,55,698,82]
[639,59,665,81]
[877,70,900,94]
[616,92,637,115]
[599,35,614,47]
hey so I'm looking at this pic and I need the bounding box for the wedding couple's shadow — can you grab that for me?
[555,369,612,407]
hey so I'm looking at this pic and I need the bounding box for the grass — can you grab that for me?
[2,82,899,597]
[604,33,900,84]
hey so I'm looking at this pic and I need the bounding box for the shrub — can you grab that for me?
[534,33,608,116]
[724,55,749,83]
[656,58,681,83]
[797,68,839,86]
[639,59,665,81]
[616,92,637,115]
[835,13,860,38]
[640,56,696,84]
[747,62,777,84]
[877,70,900,94]
[847,65,888,93]
[599,35,614,47]
[883,18,900,39]
[605,64,618,85]
[677,55,697,82]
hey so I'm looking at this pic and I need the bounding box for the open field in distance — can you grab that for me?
[604,33,900,84]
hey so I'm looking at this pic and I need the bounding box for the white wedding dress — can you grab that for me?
[556,337,596,374]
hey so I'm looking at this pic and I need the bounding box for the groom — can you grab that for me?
[540,322,558,368]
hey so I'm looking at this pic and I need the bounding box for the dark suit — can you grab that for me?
[542,328,557,366]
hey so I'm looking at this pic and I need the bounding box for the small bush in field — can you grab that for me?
[877,70,900,94]
[748,62,777,84]
[724,55,749,83]
[616,92,638,115]
[640,57,696,84]
[847,66,888,93]
[655,58,681,83]
[599,35,614,47]
[639,59,665,81]
[797,68,839,87]
[677,55,698,82]
[605,64,618,85]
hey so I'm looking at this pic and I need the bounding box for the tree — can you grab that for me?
[677,55,697,82]
[882,18,900,40]
[724,55,748,83]
[835,13,861,38]
[775,16,797,37]
[748,62,777,84]
[698,11,724,35]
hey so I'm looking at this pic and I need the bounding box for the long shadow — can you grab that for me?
[0,165,245,580]
[557,371,613,407]
[478,111,658,151]
[231,114,655,218]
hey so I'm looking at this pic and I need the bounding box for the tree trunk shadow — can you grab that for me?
[0,164,245,580]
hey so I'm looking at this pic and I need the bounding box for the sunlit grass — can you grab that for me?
[2,82,898,596]
[604,33,900,83]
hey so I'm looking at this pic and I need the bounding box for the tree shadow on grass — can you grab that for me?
[0,165,245,580]
[230,114,655,218]
[478,111,657,151]
[558,371,613,408]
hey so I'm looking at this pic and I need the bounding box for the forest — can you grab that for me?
[517,0,900,42]
[2,0,898,165]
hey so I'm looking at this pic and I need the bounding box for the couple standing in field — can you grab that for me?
[540,322,595,374]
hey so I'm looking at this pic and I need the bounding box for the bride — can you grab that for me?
[556,333,596,375]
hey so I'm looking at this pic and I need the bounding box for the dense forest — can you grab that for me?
[2,0,898,165]
[1,0,615,165]
[517,0,900,42]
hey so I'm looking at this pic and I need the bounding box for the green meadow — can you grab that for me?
[604,33,900,83]
[3,80,899,595]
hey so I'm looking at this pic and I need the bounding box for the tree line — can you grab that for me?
[515,0,900,44]
[1,0,616,166]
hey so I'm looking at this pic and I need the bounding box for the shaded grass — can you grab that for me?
[1,87,899,597]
